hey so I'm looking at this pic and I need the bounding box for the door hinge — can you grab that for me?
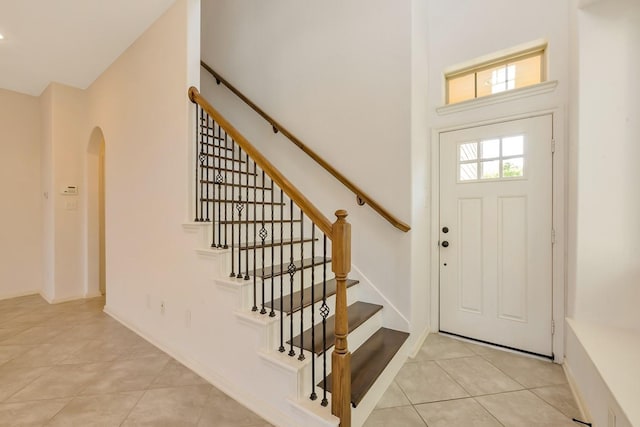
[551,229,556,244]
[551,320,556,335]
[551,139,556,153]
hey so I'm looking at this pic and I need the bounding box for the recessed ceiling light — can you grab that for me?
[0,34,4,40]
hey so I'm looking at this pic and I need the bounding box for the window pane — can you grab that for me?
[460,163,478,181]
[503,157,524,177]
[475,68,495,98]
[459,142,478,161]
[503,135,524,156]
[448,74,476,104]
[512,55,542,89]
[481,160,500,179]
[481,139,500,159]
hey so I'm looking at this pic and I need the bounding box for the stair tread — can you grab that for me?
[202,165,257,175]
[200,198,286,206]
[288,302,383,354]
[234,237,317,250]
[202,142,233,151]
[270,278,359,314]
[320,328,409,408]
[250,257,327,280]
[218,219,302,225]
[199,180,272,190]
[203,153,245,163]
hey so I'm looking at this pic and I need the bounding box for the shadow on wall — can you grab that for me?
[86,127,106,297]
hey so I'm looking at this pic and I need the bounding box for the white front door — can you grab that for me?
[439,115,553,357]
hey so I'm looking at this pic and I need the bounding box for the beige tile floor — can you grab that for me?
[0,294,271,427]
[365,333,584,427]
[0,294,584,427]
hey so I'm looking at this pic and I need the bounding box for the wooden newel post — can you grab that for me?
[331,209,352,427]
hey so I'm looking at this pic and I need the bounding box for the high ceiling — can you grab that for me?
[0,0,177,96]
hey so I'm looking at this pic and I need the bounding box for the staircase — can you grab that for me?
[188,87,409,427]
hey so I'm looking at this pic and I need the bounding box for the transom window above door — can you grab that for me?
[446,45,546,105]
[458,135,525,182]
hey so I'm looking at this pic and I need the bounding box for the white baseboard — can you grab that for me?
[103,305,307,427]
[562,360,591,423]
[0,290,39,302]
[408,325,430,359]
[41,293,89,305]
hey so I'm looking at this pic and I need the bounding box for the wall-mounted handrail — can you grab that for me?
[200,61,411,233]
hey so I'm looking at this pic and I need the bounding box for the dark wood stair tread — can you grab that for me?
[288,302,382,354]
[234,237,317,250]
[203,153,246,163]
[202,165,257,175]
[200,198,286,206]
[199,180,272,190]
[250,257,327,280]
[270,278,359,314]
[202,142,233,151]
[320,328,409,408]
[218,219,302,225]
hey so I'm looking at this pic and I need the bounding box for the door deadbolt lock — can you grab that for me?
[441,241,449,248]
[442,226,449,233]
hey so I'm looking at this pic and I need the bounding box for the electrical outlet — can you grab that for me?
[185,310,191,328]
[160,301,165,315]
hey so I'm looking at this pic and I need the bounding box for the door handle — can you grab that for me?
[441,241,449,248]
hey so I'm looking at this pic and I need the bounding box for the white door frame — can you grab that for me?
[430,108,567,363]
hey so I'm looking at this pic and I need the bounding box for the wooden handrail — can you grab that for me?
[200,61,411,233]
[191,86,353,425]
[189,87,334,237]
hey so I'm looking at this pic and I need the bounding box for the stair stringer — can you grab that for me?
[162,222,341,427]
[181,221,413,427]
[349,264,410,333]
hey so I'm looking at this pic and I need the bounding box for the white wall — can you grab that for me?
[425,1,570,346]
[410,0,431,342]
[571,0,640,332]
[87,0,200,340]
[0,89,42,300]
[39,83,90,303]
[201,0,415,324]
[426,0,570,125]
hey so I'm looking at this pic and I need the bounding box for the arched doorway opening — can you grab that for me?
[86,127,106,296]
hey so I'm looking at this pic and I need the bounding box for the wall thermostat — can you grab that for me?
[61,186,78,195]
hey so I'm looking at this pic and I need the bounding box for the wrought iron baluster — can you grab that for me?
[229,141,236,277]
[320,234,329,407]
[252,160,258,312]
[270,179,275,318]
[279,189,285,353]
[236,147,243,279]
[288,199,296,357]
[310,224,317,400]
[205,118,211,224]
[210,122,217,248]
[222,130,228,249]
[298,211,305,361]
[244,155,251,280]
[260,170,267,315]
[197,109,205,222]
[215,123,223,247]
[194,105,200,222]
